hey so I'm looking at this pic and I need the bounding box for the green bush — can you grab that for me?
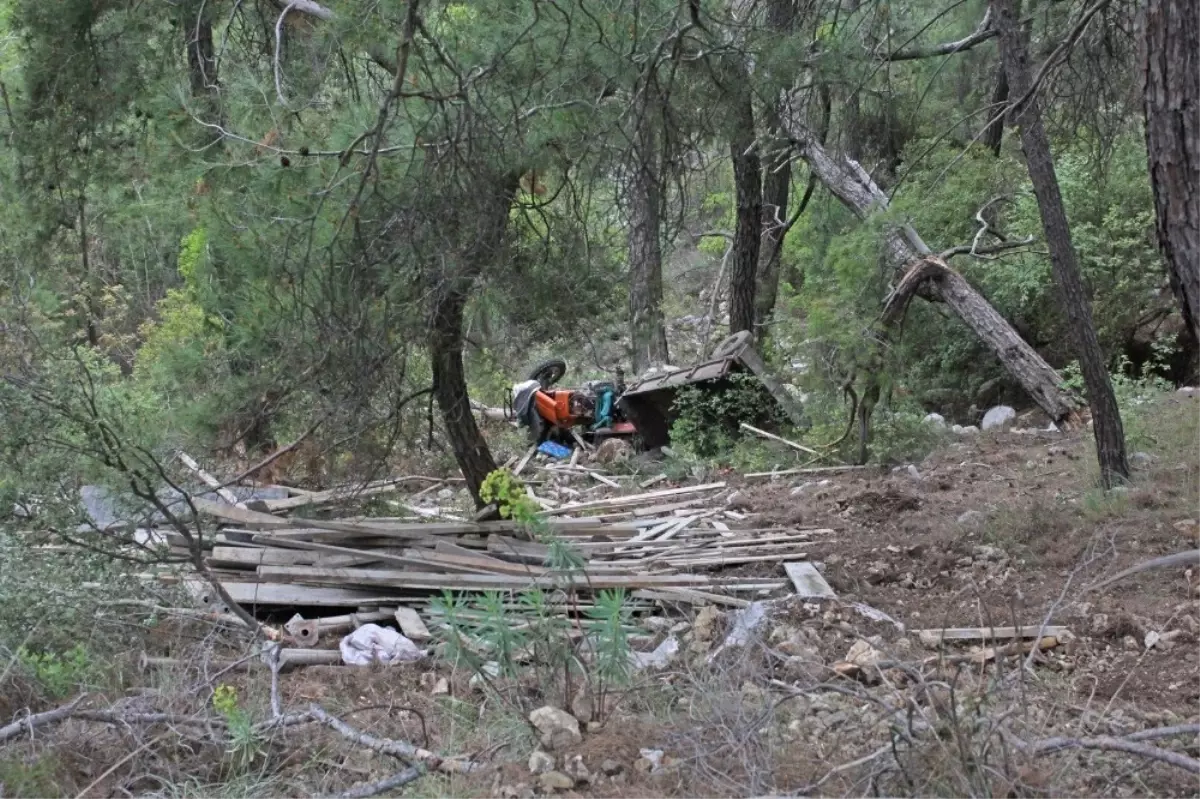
[670,373,794,460]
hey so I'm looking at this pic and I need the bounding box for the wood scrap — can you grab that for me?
[784,561,837,599]
[744,465,871,479]
[394,607,431,641]
[539,482,726,517]
[513,445,537,477]
[915,626,1072,648]
[739,423,820,455]
[177,451,244,507]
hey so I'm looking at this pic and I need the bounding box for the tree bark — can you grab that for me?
[995,0,1128,486]
[627,86,670,374]
[781,102,1083,426]
[981,65,1008,156]
[429,176,518,506]
[729,93,763,335]
[1143,0,1199,343]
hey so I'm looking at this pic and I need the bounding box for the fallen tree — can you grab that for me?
[781,108,1083,427]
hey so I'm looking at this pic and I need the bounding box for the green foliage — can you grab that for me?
[0,752,65,797]
[212,684,265,770]
[15,644,94,698]
[479,469,539,521]
[669,374,792,460]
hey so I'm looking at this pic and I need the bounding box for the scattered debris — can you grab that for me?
[339,624,423,666]
[784,561,836,599]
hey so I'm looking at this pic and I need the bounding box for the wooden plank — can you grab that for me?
[207,546,373,569]
[664,552,808,568]
[191,497,291,528]
[743,465,870,479]
[177,451,244,507]
[639,474,668,489]
[739,423,819,456]
[261,479,427,512]
[394,607,431,641]
[257,564,715,590]
[193,580,399,607]
[783,561,837,599]
[735,345,810,430]
[915,626,1072,647]
[539,482,726,517]
[513,445,538,477]
[633,588,752,609]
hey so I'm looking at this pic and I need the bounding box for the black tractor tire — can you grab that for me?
[529,358,567,389]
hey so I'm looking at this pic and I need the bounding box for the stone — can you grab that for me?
[600,759,624,777]
[594,438,632,464]
[437,487,455,500]
[957,510,986,529]
[846,639,882,667]
[537,771,575,792]
[563,754,590,783]
[641,616,673,633]
[790,481,815,497]
[981,405,1017,431]
[529,706,583,751]
[431,677,449,696]
[972,544,1004,561]
[570,688,594,724]
[631,636,679,670]
[635,749,665,774]
[952,424,980,435]
[528,750,555,775]
[726,490,752,510]
[692,606,724,643]
[923,412,947,428]
[1130,451,1154,468]
[906,464,922,480]
[1178,386,1199,397]
[469,661,501,691]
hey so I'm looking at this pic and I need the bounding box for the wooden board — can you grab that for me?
[915,626,1072,646]
[257,564,716,590]
[394,607,431,641]
[538,482,726,517]
[192,580,399,607]
[783,561,837,599]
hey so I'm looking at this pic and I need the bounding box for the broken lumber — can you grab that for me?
[743,465,871,479]
[394,607,431,641]
[177,451,244,507]
[540,482,726,517]
[916,626,1072,648]
[784,561,837,599]
[739,423,819,455]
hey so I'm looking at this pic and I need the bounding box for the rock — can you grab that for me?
[437,487,455,500]
[906,464,922,480]
[594,438,632,464]
[923,412,947,428]
[600,759,624,777]
[469,661,501,690]
[631,635,679,670]
[972,544,1004,561]
[528,750,555,775]
[563,754,590,783]
[1130,451,1154,468]
[529,706,583,751]
[635,749,665,774]
[1089,614,1109,634]
[570,688,594,723]
[790,481,815,497]
[1178,386,1199,397]
[537,771,575,792]
[957,510,986,529]
[431,677,449,695]
[499,783,534,799]
[726,490,752,510]
[641,616,673,633]
[952,424,980,435]
[981,405,1017,431]
[846,639,883,667]
[692,606,724,643]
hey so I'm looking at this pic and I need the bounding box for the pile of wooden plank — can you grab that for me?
[175,480,833,615]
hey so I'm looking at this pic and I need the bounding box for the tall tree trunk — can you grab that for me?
[430,176,518,506]
[627,89,670,374]
[996,0,1128,487]
[181,0,222,144]
[1143,0,1199,343]
[981,65,1008,156]
[729,93,763,335]
[782,107,1083,426]
[753,0,799,329]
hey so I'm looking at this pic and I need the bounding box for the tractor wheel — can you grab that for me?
[528,358,567,389]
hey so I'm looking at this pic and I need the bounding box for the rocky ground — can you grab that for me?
[3,392,1197,798]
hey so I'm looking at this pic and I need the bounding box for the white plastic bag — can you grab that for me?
[339,623,423,666]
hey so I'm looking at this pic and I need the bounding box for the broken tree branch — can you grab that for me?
[781,116,1082,426]
[1011,729,1200,774]
[885,7,998,61]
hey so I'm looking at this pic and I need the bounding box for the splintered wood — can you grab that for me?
[172,477,830,615]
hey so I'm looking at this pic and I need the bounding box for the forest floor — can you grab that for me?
[3,392,1198,798]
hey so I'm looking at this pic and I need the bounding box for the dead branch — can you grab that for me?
[885,7,998,61]
[1012,730,1200,774]
[1086,549,1200,592]
[334,767,423,799]
[305,704,481,775]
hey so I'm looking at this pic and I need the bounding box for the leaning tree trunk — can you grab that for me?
[429,175,518,506]
[781,100,1083,426]
[1143,0,1199,343]
[627,89,670,374]
[729,92,763,335]
[996,0,1128,486]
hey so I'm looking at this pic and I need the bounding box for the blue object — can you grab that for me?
[591,388,615,430]
[538,441,572,459]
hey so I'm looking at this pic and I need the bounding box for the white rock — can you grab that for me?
[563,754,590,782]
[905,464,922,480]
[529,706,583,751]
[631,636,679,670]
[957,510,986,528]
[437,487,455,500]
[1178,386,1198,397]
[790,482,814,497]
[981,405,1017,431]
[528,750,555,775]
[923,413,947,427]
[469,661,501,690]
